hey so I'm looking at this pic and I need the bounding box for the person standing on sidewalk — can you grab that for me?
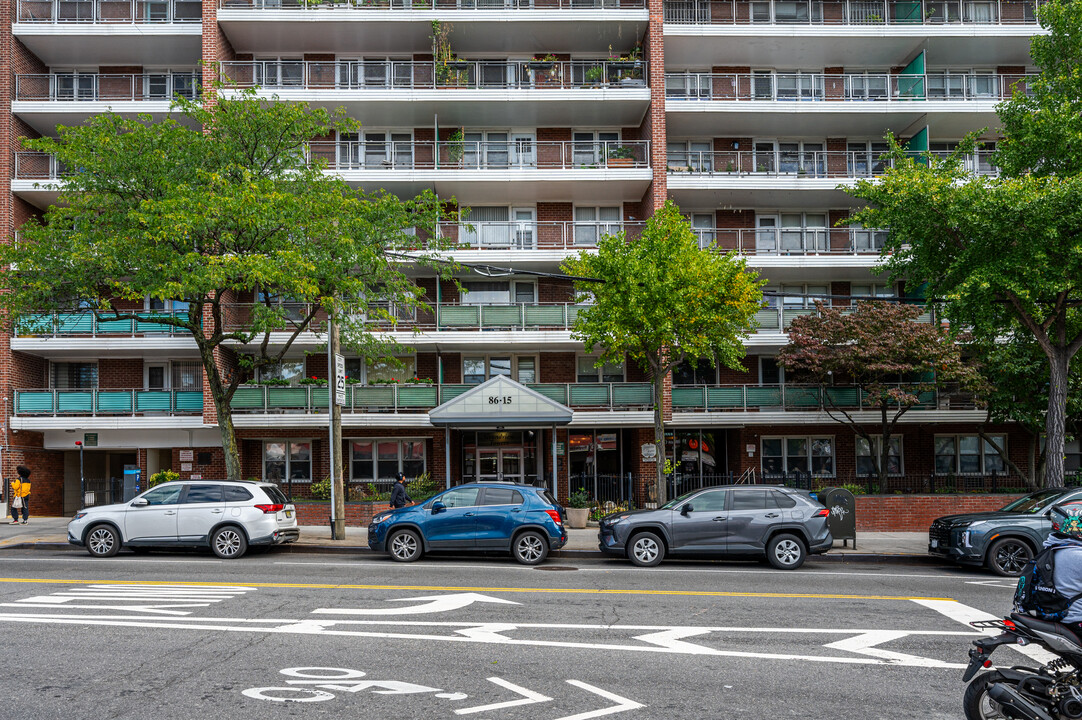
[9,466,30,525]
[389,472,411,509]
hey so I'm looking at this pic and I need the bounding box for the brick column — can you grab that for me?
[646,1,667,211]
[202,0,220,97]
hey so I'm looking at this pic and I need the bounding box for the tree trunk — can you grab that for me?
[653,368,667,505]
[199,343,243,482]
[1046,349,1070,488]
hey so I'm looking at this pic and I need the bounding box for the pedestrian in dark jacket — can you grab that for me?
[389,472,411,509]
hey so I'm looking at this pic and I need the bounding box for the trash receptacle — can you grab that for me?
[817,487,856,549]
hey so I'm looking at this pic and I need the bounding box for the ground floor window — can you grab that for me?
[935,434,1006,475]
[264,440,312,482]
[460,430,539,485]
[855,436,903,476]
[351,439,426,481]
[761,436,834,477]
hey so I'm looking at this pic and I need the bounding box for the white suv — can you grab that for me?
[68,480,299,559]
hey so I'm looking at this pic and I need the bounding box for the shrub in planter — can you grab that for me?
[148,469,180,488]
[565,488,592,528]
[310,477,332,500]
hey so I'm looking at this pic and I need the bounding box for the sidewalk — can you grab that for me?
[0,516,931,561]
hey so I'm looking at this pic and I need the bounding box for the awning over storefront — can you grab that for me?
[428,375,573,427]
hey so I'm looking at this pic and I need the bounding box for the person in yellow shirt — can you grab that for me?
[9,466,30,525]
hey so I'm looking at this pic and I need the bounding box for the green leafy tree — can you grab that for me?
[1,90,454,482]
[778,301,980,487]
[846,0,1082,487]
[562,201,764,503]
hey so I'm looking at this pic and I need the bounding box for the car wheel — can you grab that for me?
[86,524,120,558]
[211,526,248,559]
[628,531,665,567]
[512,531,549,565]
[767,533,806,570]
[389,529,423,562]
[987,537,1032,577]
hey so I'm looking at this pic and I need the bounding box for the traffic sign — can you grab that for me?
[334,354,346,406]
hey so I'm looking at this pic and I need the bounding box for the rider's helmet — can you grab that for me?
[1049,502,1082,539]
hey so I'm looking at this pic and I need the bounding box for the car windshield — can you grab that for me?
[661,490,701,510]
[1000,489,1069,514]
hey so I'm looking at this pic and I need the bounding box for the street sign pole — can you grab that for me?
[76,441,84,508]
[326,312,346,540]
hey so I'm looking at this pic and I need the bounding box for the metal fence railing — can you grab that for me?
[14,72,200,101]
[662,0,1044,24]
[18,0,201,22]
[222,0,646,9]
[308,139,651,170]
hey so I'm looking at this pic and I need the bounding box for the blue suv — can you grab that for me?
[367,482,568,565]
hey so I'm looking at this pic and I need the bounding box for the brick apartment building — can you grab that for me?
[0,0,1069,516]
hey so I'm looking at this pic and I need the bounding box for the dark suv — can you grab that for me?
[598,485,832,569]
[929,487,1082,576]
[367,482,567,565]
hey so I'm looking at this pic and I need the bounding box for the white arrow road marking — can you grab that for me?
[823,631,958,667]
[965,580,1018,589]
[554,680,645,720]
[0,602,213,615]
[454,677,552,715]
[285,679,443,695]
[912,598,1059,664]
[453,623,520,642]
[312,593,520,617]
[632,629,717,655]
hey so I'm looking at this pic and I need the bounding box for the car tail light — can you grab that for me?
[544,509,562,525]
[814,508,830,518]
[254,503,284,514]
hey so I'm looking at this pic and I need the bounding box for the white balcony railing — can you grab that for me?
[662,0,1043,24]
[309,140,650,170]
[221,0,645,9]
[435,221,646,249]
[692,227,889,254]
[220,59,648,91]
[664,71,1034,101]
[666,149,998,177]
[18,0,201,22]
[14,73,200,101]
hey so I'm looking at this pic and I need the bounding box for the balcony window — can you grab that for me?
[55,72,95,100]
[851,283,896,299]
[761,436,834,477]
[573,132,619,166]
[847,141,890,175]
[460,280,535,305]
[925,0,963,21]
[856,436,903,475]
[258,361,305,383]
[171,362,201,390]
[350,439,426,481]
[463,356,536,384]
[768,212,826,253]
[845,73,889,100]
[850,224,889,252]
[780,284,828,308]
[668,140,712,172]
[264,440,312,482]
[936,434,1006,475]
[51,362,98,388]
[673,357,717,385]
[577,356,624,383]
[688,213,716,248]
[255,58,303,87]
[574,206,622,246]
[665,72,710,99]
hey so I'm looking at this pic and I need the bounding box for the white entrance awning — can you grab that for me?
[428,376,573,427]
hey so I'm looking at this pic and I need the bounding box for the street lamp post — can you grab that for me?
[75,440,84,508]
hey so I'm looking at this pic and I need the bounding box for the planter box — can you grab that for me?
[566,507,589,529]
[607,157,635,168]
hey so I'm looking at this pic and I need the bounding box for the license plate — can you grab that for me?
[930,539,939,549]
[285,510,293,518]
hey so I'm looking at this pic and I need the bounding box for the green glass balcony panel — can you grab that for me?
[136,314,175,334]
[824,387,860,407]
[97,391,134,413]
[746,386,783,407]
[754,308,780,330]
[97,317,133,334]
[310,387,329,409]
[917,390,936,407]
[523,306,566,327]
[16,314,55,335]
[232,387,266,409]
[613,384,652,407]
[398,386,439,407]
[706,386,745,409]
[352,386,395,408]
[56,313,94,334]
[782,309,813,328]
[480,305,523,327]
[569,384,611,407]
[57,391,94,413]
[266,387,308,408]
[439,306,480,328]
[134,391,170,412]
[672,387,705,409]
[567,305,587,324]
[439,385,471,402]
[16,391,55,414]
[785,387,821,408]
[174,391,204,412]
[527,384,568,404]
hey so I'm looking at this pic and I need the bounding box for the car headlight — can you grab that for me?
[372,512,392,524]
[609,514,632,526]
[72,512,88,521]
[959,528,973,548]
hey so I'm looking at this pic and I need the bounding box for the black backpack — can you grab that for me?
[1014,544,1082,621]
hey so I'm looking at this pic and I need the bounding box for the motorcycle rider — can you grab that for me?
[1046,503,1082,632]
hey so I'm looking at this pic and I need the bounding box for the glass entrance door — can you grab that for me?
[476,448,523,482]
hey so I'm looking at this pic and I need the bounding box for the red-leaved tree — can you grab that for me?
[777,301,980,486]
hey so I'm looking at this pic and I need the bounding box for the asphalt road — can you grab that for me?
[0,548,1025,720]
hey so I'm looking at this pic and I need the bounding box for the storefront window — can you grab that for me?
[350,439,428,481]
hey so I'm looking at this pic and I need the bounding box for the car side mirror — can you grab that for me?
[681,504,692,516]
[131,498,149,507]
[432,501,446,514]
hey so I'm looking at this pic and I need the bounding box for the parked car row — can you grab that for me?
[69,480,836,569]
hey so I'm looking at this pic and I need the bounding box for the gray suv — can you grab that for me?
[68,480,299,559]
[598,485,832,569]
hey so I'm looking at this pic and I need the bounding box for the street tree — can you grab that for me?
[562,201,763,503]
[0,90,453,482]
[778,301,979,488]
[846,0,1082,487]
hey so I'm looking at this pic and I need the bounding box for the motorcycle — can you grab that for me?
[962,613,1082,720]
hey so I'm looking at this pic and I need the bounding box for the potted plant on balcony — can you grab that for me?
[582,65,604,88]
[527,53,558,73]
[606,145,637,168]
[565,488,592,529]
[445,128,465,167]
